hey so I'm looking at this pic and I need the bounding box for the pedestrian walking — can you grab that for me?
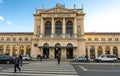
[19,54,22,66]
[40,54,42,61]
[57,54,61,64]
[14,55,21,73]
[37,54,41,61]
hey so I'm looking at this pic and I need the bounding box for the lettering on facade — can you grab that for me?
[44,14,72,17]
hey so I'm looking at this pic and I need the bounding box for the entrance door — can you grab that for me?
[67,48,73,59]
[54,48,61,58]
[54,43,61,58]
[66,43,73,59]
[43,48,49,58]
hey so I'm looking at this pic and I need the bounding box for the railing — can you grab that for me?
[40,34,76,39]
[0,40,32,43]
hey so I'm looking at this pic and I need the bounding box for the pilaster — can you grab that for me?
[3,46,6,54]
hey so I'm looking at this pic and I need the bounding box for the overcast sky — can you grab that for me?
[0,0,120,32]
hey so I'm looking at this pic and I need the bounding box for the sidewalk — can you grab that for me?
[1,61,78,76]
[71,62,120,65]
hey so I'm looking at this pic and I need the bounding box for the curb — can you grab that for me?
[70,62,120,65]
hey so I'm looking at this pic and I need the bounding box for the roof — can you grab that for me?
[0,32,33,35]
[85,32,120,35]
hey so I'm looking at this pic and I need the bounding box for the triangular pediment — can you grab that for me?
[42,4,76,13]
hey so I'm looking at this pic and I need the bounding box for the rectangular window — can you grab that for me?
[101,38,105,41]
[19,38,22,42]
[88,38,91,41]
[13,37,16,42]
[7,37,10,41]
[25,37,28,41]
[95,38,98,41]
[108,38,112,41]
[1,37,4,41]
[115,38,119,41]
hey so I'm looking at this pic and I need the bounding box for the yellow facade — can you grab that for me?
[0,4,119,59]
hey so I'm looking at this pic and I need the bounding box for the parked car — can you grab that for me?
[95,54,117,62]
[0,55,15,64]
[73,56,90,62]
[22,55,32,61]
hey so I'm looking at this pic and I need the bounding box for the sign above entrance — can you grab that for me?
[42,14,76,17]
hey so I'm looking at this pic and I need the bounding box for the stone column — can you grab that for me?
[87,46,90,58]
[61,48,66,59]
[24,46,26,55]
[74,17,77,38]
[17,46,20,55]
[40,17,43,38]
[3,46,6,54]
[63,18,66,38]
[10,45,13,56]
[110,46,113,55]
[103,46,105,55]
[49,48,54,59]
[95,46,98,58]
[118,46,120,58]
[51,17,55,38]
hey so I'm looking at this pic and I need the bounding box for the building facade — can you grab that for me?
[0,4,120,59]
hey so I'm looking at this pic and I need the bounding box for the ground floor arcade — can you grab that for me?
[86,45,120,59]
[0,45,31,56]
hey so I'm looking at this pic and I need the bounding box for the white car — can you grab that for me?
[22,55,32,61]
[95,54,117,62]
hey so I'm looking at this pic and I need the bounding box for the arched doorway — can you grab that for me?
[90,46,95,59]
[105,46,110,54]
[26,45,31,56]
[19,45,24,55]
[0,45,4,54]
[43,43,49,58]
[113,46,118,57]
[97,46,103,57]
[54,43,61,58]
[66,43,73,59]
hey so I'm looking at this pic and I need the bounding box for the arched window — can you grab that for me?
[66,21,73,36]
[55,21,62,35]
[45,21,51,36]
[113,46,118,57]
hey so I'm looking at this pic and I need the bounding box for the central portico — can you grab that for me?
[31,3,86,59]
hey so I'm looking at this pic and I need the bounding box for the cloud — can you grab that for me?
[6,21,13,25]
[0,16,3,21]
[0,0,3,3]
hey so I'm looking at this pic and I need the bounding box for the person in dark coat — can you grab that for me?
[57,54,61,64]
[14,55,21,73]
[19,54,22,66]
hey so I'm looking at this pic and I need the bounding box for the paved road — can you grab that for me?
[72,63,120,76]
[0,61,78,76]
[0,64,13,71]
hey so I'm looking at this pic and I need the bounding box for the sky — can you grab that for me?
[0,0,120,32]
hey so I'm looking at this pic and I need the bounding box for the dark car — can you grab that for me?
[0,55,15,64]
[73,56,90,62]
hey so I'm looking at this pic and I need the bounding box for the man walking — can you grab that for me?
[57,54,61,64]
[19,54,22,66]
[14,55,21,73]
